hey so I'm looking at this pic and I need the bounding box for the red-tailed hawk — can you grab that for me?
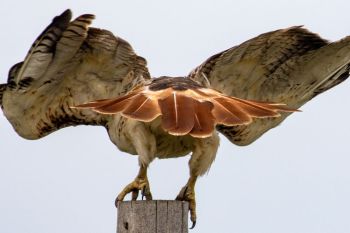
[1,10,349,227]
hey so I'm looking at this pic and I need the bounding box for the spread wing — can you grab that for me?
[75,77,297,138]
[0,10,150,139]
[189,26,350,145]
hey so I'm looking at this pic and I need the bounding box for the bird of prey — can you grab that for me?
[1,10,349,227]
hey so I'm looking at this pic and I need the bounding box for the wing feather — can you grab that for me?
[189,26,350,145]
[14,10,72,84]
[1,10,151,139]
[52,13,95,68]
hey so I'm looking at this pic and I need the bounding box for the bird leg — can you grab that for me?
[176,133,219,228]
[115,165,152,206]
[176,175,198,229]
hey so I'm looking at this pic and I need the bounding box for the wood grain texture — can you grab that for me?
[117,200,189,233]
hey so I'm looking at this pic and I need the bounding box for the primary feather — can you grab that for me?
[189,26,350,145]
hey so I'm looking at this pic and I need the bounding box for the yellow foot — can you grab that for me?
[176,183,197,229]
[115,176,153,206]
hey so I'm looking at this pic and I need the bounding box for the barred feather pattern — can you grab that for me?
[189,26,350,145]
[1,10,151,139]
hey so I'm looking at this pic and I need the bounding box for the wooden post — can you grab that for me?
[117,200,189,233]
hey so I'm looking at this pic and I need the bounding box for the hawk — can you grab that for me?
[1,10,349,227]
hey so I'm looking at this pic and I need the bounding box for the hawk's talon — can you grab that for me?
[141,186,146,200]
[132,189,139,201]
[190,221,196,230]
[115,173,153,204]
[176,180,197,229]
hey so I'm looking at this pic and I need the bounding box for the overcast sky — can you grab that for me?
[1,1,350,233]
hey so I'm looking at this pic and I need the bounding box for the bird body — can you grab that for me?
[107,113,219,172]
[1,10,350,226]
[81,75,295,170]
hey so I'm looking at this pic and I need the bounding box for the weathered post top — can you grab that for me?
[117,200,189,233]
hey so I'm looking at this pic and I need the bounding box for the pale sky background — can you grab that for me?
[1,1,350,233]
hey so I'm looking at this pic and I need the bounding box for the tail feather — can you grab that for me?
[158,93,196,136]
[73,82,298,138]
[210,96,297,126]
[211,97,252,125]
[75,91,161,122]
[122,94,160,122]
[190,101,215,137]
[74,92,138,109]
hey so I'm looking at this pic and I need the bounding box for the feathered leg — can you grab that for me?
[176,132,220,228]
[114,121,156,204]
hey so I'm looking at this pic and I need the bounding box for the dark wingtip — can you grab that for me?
[49,9,72,30]
[80,13,96,21]
[60,9,73,20]
[51,9,73,27]
[59,9,96,23]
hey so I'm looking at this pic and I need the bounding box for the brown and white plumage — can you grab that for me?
[1,10,150,139]
[189,26,350,145]
[1,10,349,226]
